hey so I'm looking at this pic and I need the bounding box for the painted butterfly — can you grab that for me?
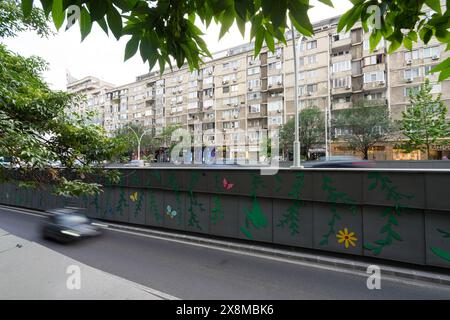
[166,205,177,218]
[222,178,234,190]
[130,192,138,202]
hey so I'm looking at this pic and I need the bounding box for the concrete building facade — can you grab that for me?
[68,3,450,160]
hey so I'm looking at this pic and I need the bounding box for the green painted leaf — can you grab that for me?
[430,247,450,261]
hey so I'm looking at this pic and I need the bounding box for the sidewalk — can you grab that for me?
[0,228,171,300]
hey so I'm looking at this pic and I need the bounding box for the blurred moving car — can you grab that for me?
[42,208,101,243]
[305,156,375,168]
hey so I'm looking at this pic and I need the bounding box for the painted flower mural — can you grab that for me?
[336,228,357,249]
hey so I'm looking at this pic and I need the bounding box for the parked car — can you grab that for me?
[305,156,375,168]
[42,208,101,243]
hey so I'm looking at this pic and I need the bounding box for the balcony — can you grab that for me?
[363,80,386,91]
[331,86,352,95]
[331,37,351,50]
[332,101,353,111]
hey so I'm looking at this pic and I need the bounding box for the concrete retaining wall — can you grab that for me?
[1,168,449,269]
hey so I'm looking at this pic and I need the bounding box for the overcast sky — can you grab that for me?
[2,0,352,90]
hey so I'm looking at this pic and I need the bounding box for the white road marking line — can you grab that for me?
[105,227,449,290]
[2,205,449,290]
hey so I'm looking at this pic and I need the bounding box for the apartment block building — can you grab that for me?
[68,3,450,161]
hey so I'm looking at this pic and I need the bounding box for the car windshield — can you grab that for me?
[57,214,89,227]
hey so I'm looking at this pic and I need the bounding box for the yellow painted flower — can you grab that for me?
[130,192,138,202]
[336,228,357,248]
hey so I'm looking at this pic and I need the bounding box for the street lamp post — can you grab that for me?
[291,23,303,168]
[128,125,152,162]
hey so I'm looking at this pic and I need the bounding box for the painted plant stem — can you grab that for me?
[319,176,356,246]
[364,172,413,255]
[277,172,305,236]
[187,172,205,230]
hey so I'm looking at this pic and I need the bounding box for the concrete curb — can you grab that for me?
[100,220,450,287]
[2,205,450,287]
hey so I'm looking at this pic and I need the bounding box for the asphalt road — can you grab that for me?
[0,207,449,300]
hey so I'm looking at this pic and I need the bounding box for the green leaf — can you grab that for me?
[264,30,275,51]
[425,0,442,14]
[89,0,110,22]
[96,17,109,35]
[124,35,140,61]
[80,7,93,41]
[318,0,334,7]
[107,5,123,40]
[288,1,313,36]
[22,0,33,18]
[52,0,65,31]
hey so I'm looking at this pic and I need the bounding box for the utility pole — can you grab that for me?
[291,22,303,168]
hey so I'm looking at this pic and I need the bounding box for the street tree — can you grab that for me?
[19,0,450,80]
[0,0,52,38]
[331,103,394,160]
[113,122,156,161]
[0,5,123,196]
[400,78,450,159]
[279,107,325,160]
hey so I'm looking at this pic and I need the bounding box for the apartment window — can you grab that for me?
[306,40,317,50]
[223,121,239,129]
[248,56,259,64]
[203,99,214,108]
[268,61,282,70]
[224,97,239,105]
[335,128,352,136]
[247,91,262,100]
[299,70,316,80]
[423,46,441,59]
[306,84,318,93]
[333,32,350,42]
[431,83,442,94]
[335,96,351,103]
[176,96,183,104]
[333,76,351,88]
[248,66,260,75]
[363,71,385,83]
[365,92,384,100]
[188,91,198,99]
[332,50,350,57]
[189,80,197,88]
[204,88,214,98]
[202,66,214,75]
[299,55,317,66]
[424,65,437,75]
[119,114,127,120]
[230,85,238,92]
[187,102,198,109]
[223,60,239,69]
[203,77,213,85]
[267,48,282,58]
[249,104,261,113]
[268,116,282,125]
[268,100,282,112]
[364,54,384,66]
[223,86,230,94]
[268,75,282,86]
[404,68,421,79]
[363,39,384,51]
[404,50,419,61]
[156,88,164,95]
[332,60,351,73]
[404,86,420,96]
[248,79,260,88]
